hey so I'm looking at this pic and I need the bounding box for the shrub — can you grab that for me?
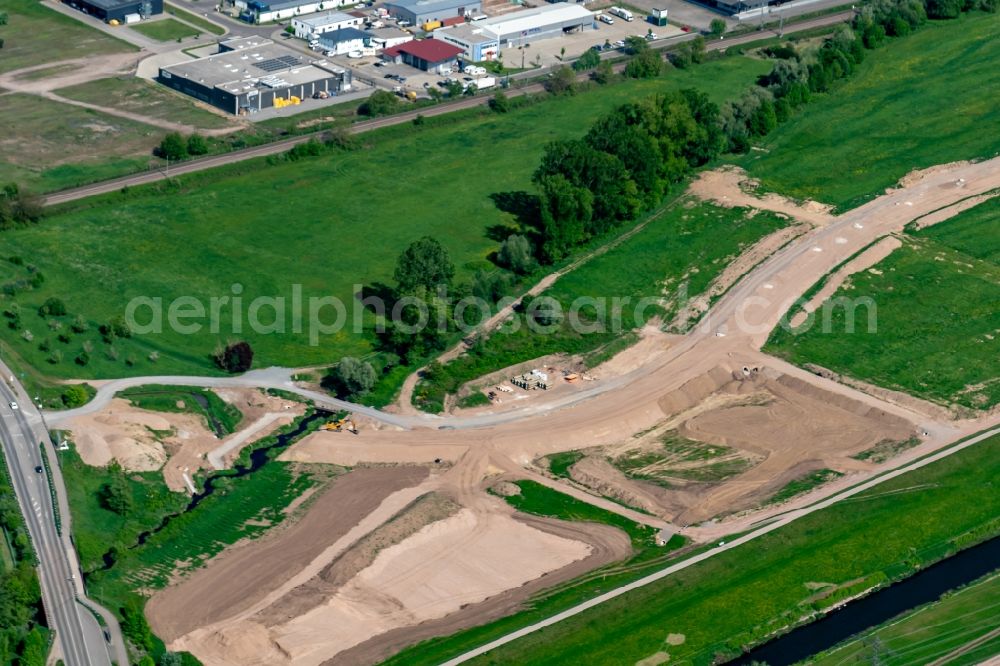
[215,340,254,373]
[37,297,67,317]
[324,357,377,399]
[157,132,188,160]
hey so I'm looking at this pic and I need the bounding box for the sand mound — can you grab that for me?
[174,509,592,666]
[688,166,834,227]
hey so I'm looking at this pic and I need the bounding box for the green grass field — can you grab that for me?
[129,17,200,42]
[0,93,161,192]
[739,12,1000,211]
[544,451,585,479]
[810,572,1000,666]
[416,201,791,411]
[767,196,1000,410]
[499,480,657,549]
[0,0,136,74]
[163,3,226,35]
[766,468,843,505]
[0,56,770,382]
[57,76,233,130]
[389,434,1000,665]
[118,384,244,435]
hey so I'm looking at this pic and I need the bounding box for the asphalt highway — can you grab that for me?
[0,364,119,666]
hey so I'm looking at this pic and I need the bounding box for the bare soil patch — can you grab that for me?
[562,364,916,524]
[147,466,430,642]
[334,513,632,666]
[688,166,834,227]
[174,508,592,665]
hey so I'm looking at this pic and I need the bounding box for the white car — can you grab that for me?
[9,401,18,410]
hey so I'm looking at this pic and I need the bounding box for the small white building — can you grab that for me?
[292,10,363,39]
[435,3,595,60]
[366,26,414,50]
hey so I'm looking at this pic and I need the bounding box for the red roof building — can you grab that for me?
[382,39,463,72]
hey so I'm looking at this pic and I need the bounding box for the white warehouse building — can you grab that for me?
[435,2,595,60]
[292,11,363,39]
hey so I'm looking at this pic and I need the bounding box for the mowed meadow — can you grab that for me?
[739,11,1000,211]
[0,57,769,378]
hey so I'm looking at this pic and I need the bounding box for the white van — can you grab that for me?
[598,13,614,24]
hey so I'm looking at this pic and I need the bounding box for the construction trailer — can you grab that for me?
[158,37,352,115]
[648,7,668,25]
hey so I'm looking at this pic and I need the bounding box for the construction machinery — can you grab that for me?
[321,418,358,434]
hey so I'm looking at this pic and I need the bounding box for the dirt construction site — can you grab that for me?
[78,157,1000,664]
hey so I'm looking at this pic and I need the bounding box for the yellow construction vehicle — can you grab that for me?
[320,418,358,434]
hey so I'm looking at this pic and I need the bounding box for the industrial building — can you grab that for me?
[435,3,594,59]
[433,23,497,61]
[64,0,163,22]
[382,39,463,73]
[366,26,414,49]
[291,11,363,39]
[237,0,353,23]
[382,0,481,26]
[158,37,351,115]
[317,27,370,55]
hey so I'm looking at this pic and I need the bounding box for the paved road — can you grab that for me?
[0,362,124,666]
[440,424,1000,665]
[41,11,853,207]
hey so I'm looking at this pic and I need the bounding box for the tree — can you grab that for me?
[925,0,962,17]
[358,90,399,117]
[393,236,455,294]
[37,297,66,317]
[61,385,90,408]
[215,340,254,373]
[471,269,511,303]
[623,35,648,55]
[488,90,510,113]
[544,66,576,95]
[98,469,132,516]
[325,357,376,399]
[99,316,132,342]
[710,18,727,37]
[186,133,209,156]
[497,234,536,274]
[536,174,591,261]
[157,132,187,161]
[625,48,662,78]
[573,48,601,71]
[592,60,614,84]
[0,183,43,230]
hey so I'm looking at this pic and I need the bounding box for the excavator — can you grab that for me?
[321,417,358,435]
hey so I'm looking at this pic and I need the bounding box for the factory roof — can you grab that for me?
[383,38,463,61]
[476,2,594,34]
[384,0,471,14]
[294,10,358,27]
[161,40,344,94]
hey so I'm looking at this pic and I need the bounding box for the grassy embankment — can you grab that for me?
[809,571,1000,666]
[387,433,1000,665]
[0,56,770,384]
[739,12,1000,212]
[767,195,1000,410]
[118,384,244,434]
[498,480,666,551]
